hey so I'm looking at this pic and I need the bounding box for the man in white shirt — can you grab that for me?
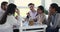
[26,3,37,19]
[0,1,8,20]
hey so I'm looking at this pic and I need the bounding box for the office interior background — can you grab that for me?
[0,0,60,32]
[0,0,60,17]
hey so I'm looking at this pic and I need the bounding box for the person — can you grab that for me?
[57,7,60,13]
[26,3,37,19]
[46,3,59,32]
[0,1,8,20]
[13,8,22,32]
[34,6,46,24]
[0,3,21,32]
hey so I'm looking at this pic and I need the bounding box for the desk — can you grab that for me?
[19,25,47,32]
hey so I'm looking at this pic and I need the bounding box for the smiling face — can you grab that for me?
[28,5,34,10]
[1,2,8,11]
[49,6,56,15]
[37,8,43,14]
[49,3,58,15]
[28,3,35,11]
[2,4,8,10]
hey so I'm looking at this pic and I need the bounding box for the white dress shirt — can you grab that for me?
[29,11,37,19]
[0,15,21,32]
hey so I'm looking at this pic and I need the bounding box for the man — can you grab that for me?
[46,3,59,32]
[0,1,8,20]
[26,3,37,19]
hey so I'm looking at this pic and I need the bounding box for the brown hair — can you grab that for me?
[28,3,34,6]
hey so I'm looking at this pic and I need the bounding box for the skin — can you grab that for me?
[48,6,56,22]
[16,9,20,15]
[1,4,8,11]
[28,5,35,12]
[27,5,36,17]
[15,8,20,20]
[49,6,56,15]
[37,8,43,14]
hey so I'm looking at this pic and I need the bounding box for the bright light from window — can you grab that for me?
[14,0,41,17]
[14,0,41,7]
[45,0,52,10]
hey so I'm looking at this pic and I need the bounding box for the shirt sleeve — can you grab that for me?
[16,15,23,26]
[7,15,20,26]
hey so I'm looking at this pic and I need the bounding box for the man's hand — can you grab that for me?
[27,12,30,16]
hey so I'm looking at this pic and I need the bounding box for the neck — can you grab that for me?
[52,12,56,15]
[40,13,44,14]
[31,9,36,12]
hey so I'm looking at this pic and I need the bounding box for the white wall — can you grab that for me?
[45,0,52,10]
[44,0,60,10]
[52,0,60,6]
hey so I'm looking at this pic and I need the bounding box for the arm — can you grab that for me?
[11,16,21,29]
[41,15,47,24]
[40,15,46,22]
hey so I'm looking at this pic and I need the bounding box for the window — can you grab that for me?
[14,0,41,7]
[45,0,52,10]
[14,0,41,17]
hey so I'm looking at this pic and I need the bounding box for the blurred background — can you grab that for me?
[0,0,60,17]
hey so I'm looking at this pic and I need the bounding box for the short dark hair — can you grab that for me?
[50,3,58,11]
[1,1,8,6]
[57,7,60,13]
[38,6,44,13]
[28,3,34,6]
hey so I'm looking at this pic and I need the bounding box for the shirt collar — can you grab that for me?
[30,10,36,13]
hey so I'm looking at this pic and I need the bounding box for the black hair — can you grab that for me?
[1,1,8,7]
[0,3,17,25]
[50,3,58,11]
[57,7,60,13]
[28,3,34,6]
[38,6,44,13]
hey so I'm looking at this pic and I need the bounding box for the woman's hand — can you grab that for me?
[15,9,20,20]
[16,9,20,15]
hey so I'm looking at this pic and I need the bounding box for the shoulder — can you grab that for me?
[28,11,31,13]
[0,8,5,13]
[55,13,60,16]
[0,8,2,12]
[56,13,60,17]
[7,15,17,22]
[42,13,46,17]
[56,13,60,15]
[7,15,16,20]
[7,15,15,18]
[27,11,31,14]
[54,13,60,19]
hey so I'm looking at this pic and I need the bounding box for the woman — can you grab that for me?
[46,3,59,32]
[35,6,46,25]
[0,3,21,32]
[51,7,60,32]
